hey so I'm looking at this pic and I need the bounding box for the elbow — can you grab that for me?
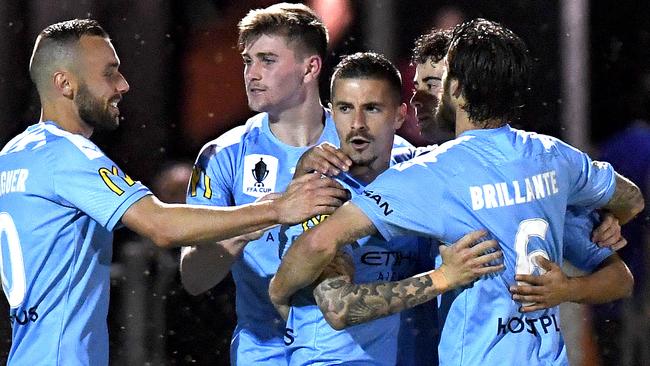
[180,267,208,296]
[149,227,177,249]
[632,194,645,218]
[304,229,338,260]
[268,276,284,306]
[181,278,206,296]
[325,315,349,331]
[623,182,645,221]
[317,300,349,330]
[620,268,634,299]
[314,287,352,330]
[609,255,635,300]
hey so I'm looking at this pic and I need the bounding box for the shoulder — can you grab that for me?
[392,134,414,149]
[39,123,108,163]
[195,113,266,169]
[390,144,438,165]
[510,127,570,153]
[2,123,104,162]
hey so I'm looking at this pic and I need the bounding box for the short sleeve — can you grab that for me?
[352,158,446,242]
[187,142,235,207]
[52,140,151,231]
[561,143,616,210]
[563,207,613,272]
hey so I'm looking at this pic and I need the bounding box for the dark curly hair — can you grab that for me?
[411,28,453,64]
[447,19,530,124]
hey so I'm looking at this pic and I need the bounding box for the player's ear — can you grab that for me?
[53,70,75,99]
[303,55,322,83]
[450,78,462,99]
[394,103,407,130]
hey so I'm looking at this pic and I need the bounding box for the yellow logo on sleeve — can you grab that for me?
[98,166,135,196]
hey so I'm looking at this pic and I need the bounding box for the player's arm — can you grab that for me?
[122,173,348,248]
[269,202,375,315]
[180,229,264,295]
[510,253,633,312]
[600,170,644,224]
[179,193,282,295]
[314,231,504,330]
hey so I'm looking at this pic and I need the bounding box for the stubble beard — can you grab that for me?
[76,82,119,131]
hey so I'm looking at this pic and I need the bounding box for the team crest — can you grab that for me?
[243,154,278,197]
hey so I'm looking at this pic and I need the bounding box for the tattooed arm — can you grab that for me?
[600,170,644,225]
[313,231,505,330]
[269,203,377,315]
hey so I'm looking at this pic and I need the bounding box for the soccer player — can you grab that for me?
[278,52,503,366]
[409,28,454,144]
[0,19,347,366]
[178,4,415,365]
[270,19,645,365]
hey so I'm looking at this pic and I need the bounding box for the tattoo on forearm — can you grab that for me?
[313,273,440,328]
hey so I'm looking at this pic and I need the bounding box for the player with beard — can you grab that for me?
[285,31,630,366]
[274,52,503,366]
[285,27,631,366]
[410,29,454,144]
[0,19,347,366]
[270,19,643,365]
[179,4,409,365]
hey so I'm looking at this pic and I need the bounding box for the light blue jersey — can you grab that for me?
[188,111,341,365]
[563,207,613,272]
[352,125,616,366]
[282,147,436,366]
[0,121,151,366]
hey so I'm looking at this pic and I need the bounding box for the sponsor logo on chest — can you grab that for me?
[242,154,278,197]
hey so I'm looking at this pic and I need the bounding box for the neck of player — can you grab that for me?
[40,102,94,138]
[349,159,389,186]
[268,92,325,147]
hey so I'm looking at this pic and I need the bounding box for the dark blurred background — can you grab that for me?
[0,1,648,365]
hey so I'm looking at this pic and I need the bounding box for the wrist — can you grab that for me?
[264,199,282,225]
[430,267,451,293]
[565,276,583,303]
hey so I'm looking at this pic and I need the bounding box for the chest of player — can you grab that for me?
[231,149,307,204]
[349,236,421,283]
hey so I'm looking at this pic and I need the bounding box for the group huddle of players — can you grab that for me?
[0,2,643,366]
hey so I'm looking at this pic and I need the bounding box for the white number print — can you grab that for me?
[515,218,550,277]
[0,213,27,308]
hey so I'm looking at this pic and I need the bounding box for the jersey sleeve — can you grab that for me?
[352,157,447,242]
[187,142,235,207]
[563,207,613,272]
[51,139,151,232]
[560,143,616,210]
[390,145,439,165]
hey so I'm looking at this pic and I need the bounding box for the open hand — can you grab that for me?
[274,173,349,225]
[438,230,504,289]
[592,212,626,250]
[294,142,352,178]
[510,256,570,312]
